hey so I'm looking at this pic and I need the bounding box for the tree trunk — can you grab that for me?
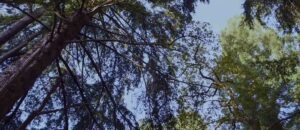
[249,120,261,130]
[0,8,44,46]
[269,122,283,130]
[0,10,91,120]
[268,118,283,130]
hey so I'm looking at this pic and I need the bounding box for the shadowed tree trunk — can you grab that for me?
[269,123,283,130]
[0,8,44,46]
[0,10,91,120]
[249,120,261,130]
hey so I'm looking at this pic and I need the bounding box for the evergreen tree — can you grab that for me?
[0,0,214,129]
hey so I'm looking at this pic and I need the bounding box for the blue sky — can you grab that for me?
[193,0,244,33]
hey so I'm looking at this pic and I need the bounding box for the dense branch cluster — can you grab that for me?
[0,0,215,129]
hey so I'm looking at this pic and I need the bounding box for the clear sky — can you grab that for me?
[193,0,244,33]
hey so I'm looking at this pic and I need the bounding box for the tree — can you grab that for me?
[242,0,300,32]
[214,17,300,130]
[0,0,214,129]
[140,110,206,130]
[174,110,207,130]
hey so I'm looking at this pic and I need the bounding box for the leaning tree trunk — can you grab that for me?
[0,8,44,46]
[0,10,91,120]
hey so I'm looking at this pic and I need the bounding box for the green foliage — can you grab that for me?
[175,111,206,130]
[215,17,300,129]
[140,110,206,130]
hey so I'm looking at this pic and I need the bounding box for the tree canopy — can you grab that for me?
[1,0,300,130]
[0,0,214,129]
[214,17,300,130]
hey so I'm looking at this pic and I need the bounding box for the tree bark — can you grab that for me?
[0,10,91,120]
[268,118,283,130]
[0,8,44,46]
[248,120,261,130]
[269,122,283,130]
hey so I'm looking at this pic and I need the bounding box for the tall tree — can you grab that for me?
[0,0,214,129]
[214,17,300,130]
